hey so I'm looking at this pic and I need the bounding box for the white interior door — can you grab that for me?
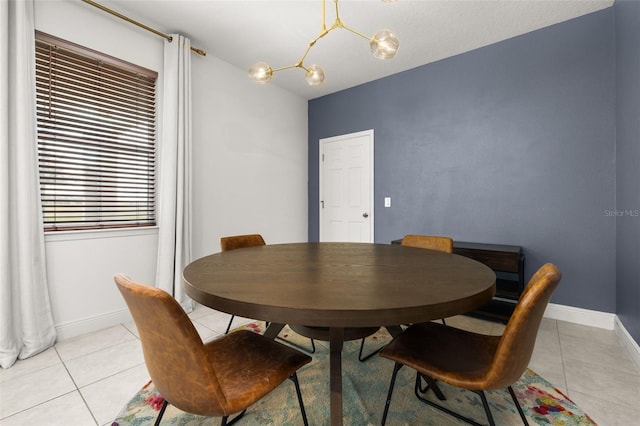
[319,130,374,242]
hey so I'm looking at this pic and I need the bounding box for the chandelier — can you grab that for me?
[248,0,400,86]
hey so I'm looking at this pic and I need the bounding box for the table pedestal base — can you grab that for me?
[329,328,344,426]
[289,325,379,341]
[262,323,419,425]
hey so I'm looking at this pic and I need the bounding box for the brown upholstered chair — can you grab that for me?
[220,234,315,353]
[379,263,561,426]
[115,274,312,426]
[220,233,266,252]
[401,234,454,253]
[358,234,454,362]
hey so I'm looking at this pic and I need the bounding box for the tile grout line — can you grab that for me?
[78,363,149,425]
[0,348,96,424]
[56,324,140,363]
[55,346,100,425]
[555,320,570,393]
[56,325,144,426]
[61,328,148,425]
[0,389,81,422]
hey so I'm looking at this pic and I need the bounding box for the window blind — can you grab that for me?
[35,33,157,231]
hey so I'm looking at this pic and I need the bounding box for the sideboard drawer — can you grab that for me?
[452,248,520,273]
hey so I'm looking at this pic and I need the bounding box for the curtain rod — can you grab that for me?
[81,0,207,56]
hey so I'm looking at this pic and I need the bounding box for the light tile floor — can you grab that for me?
[1,305,639,425]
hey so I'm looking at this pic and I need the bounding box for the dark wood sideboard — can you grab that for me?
[391,239,524,323]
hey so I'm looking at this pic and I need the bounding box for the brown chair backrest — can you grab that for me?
[484,263,561,389]
[220,234,266,252]
[114,274,229,416]
[401,234,454,253]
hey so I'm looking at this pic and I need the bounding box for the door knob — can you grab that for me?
[362,212,369,218]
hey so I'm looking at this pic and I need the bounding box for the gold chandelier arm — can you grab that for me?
[271,63,304,73]
[271,19,332,74]
[337,21,373,42]
[322,0,328,32]
[332,0,339,24]
[293,25,331,70]
[332,0,370,41]
[286,0,368,72]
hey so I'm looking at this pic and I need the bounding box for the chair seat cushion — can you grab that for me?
[380,322,501,390]
[206,330,312,413]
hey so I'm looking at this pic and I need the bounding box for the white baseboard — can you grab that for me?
[615,316,640,372]
[544,303,640,371]
[544,302,616,330]
[55,308,133,341]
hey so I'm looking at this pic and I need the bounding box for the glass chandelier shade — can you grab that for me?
[305,64,325,86]
[248,0,399,87]
[370,29,400,59]
[247,62,273,84]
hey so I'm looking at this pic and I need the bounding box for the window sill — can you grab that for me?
[44,226,159,243]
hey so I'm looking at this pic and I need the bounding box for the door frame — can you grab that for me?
[319,129,374,243]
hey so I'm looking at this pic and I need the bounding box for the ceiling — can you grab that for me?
[104,0,614,100]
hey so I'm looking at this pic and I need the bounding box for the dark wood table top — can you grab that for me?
[183,242,496,328]
[183,242,495,426]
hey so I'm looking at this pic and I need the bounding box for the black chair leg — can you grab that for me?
[413,376,524,426]
[154,399,168,426]
[381,362,403,426]
[289,372,309,426]
[224,315,235,334]
[476,390,496,426]
[358,336,383,362]
[416,373,430,394]
[508,385,529,425]
[414,375,486,426]
[418,373,446,401]
[221,409,247,426]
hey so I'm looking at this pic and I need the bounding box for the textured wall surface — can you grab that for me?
[309,9,616,313]
[615,0,640,343]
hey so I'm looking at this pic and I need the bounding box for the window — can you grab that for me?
[35,32,157,232]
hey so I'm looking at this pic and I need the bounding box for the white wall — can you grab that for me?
[190,54,309,258]
[34,0,308,340]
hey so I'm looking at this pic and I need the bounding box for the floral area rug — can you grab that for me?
[113,324,596,425]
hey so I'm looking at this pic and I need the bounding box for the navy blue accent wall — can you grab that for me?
[615,0,640,343]
[308,9,617,313]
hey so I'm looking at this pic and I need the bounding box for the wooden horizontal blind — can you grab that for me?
[35,33,157,231]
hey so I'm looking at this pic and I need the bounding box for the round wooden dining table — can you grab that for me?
[183,242,495,426]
